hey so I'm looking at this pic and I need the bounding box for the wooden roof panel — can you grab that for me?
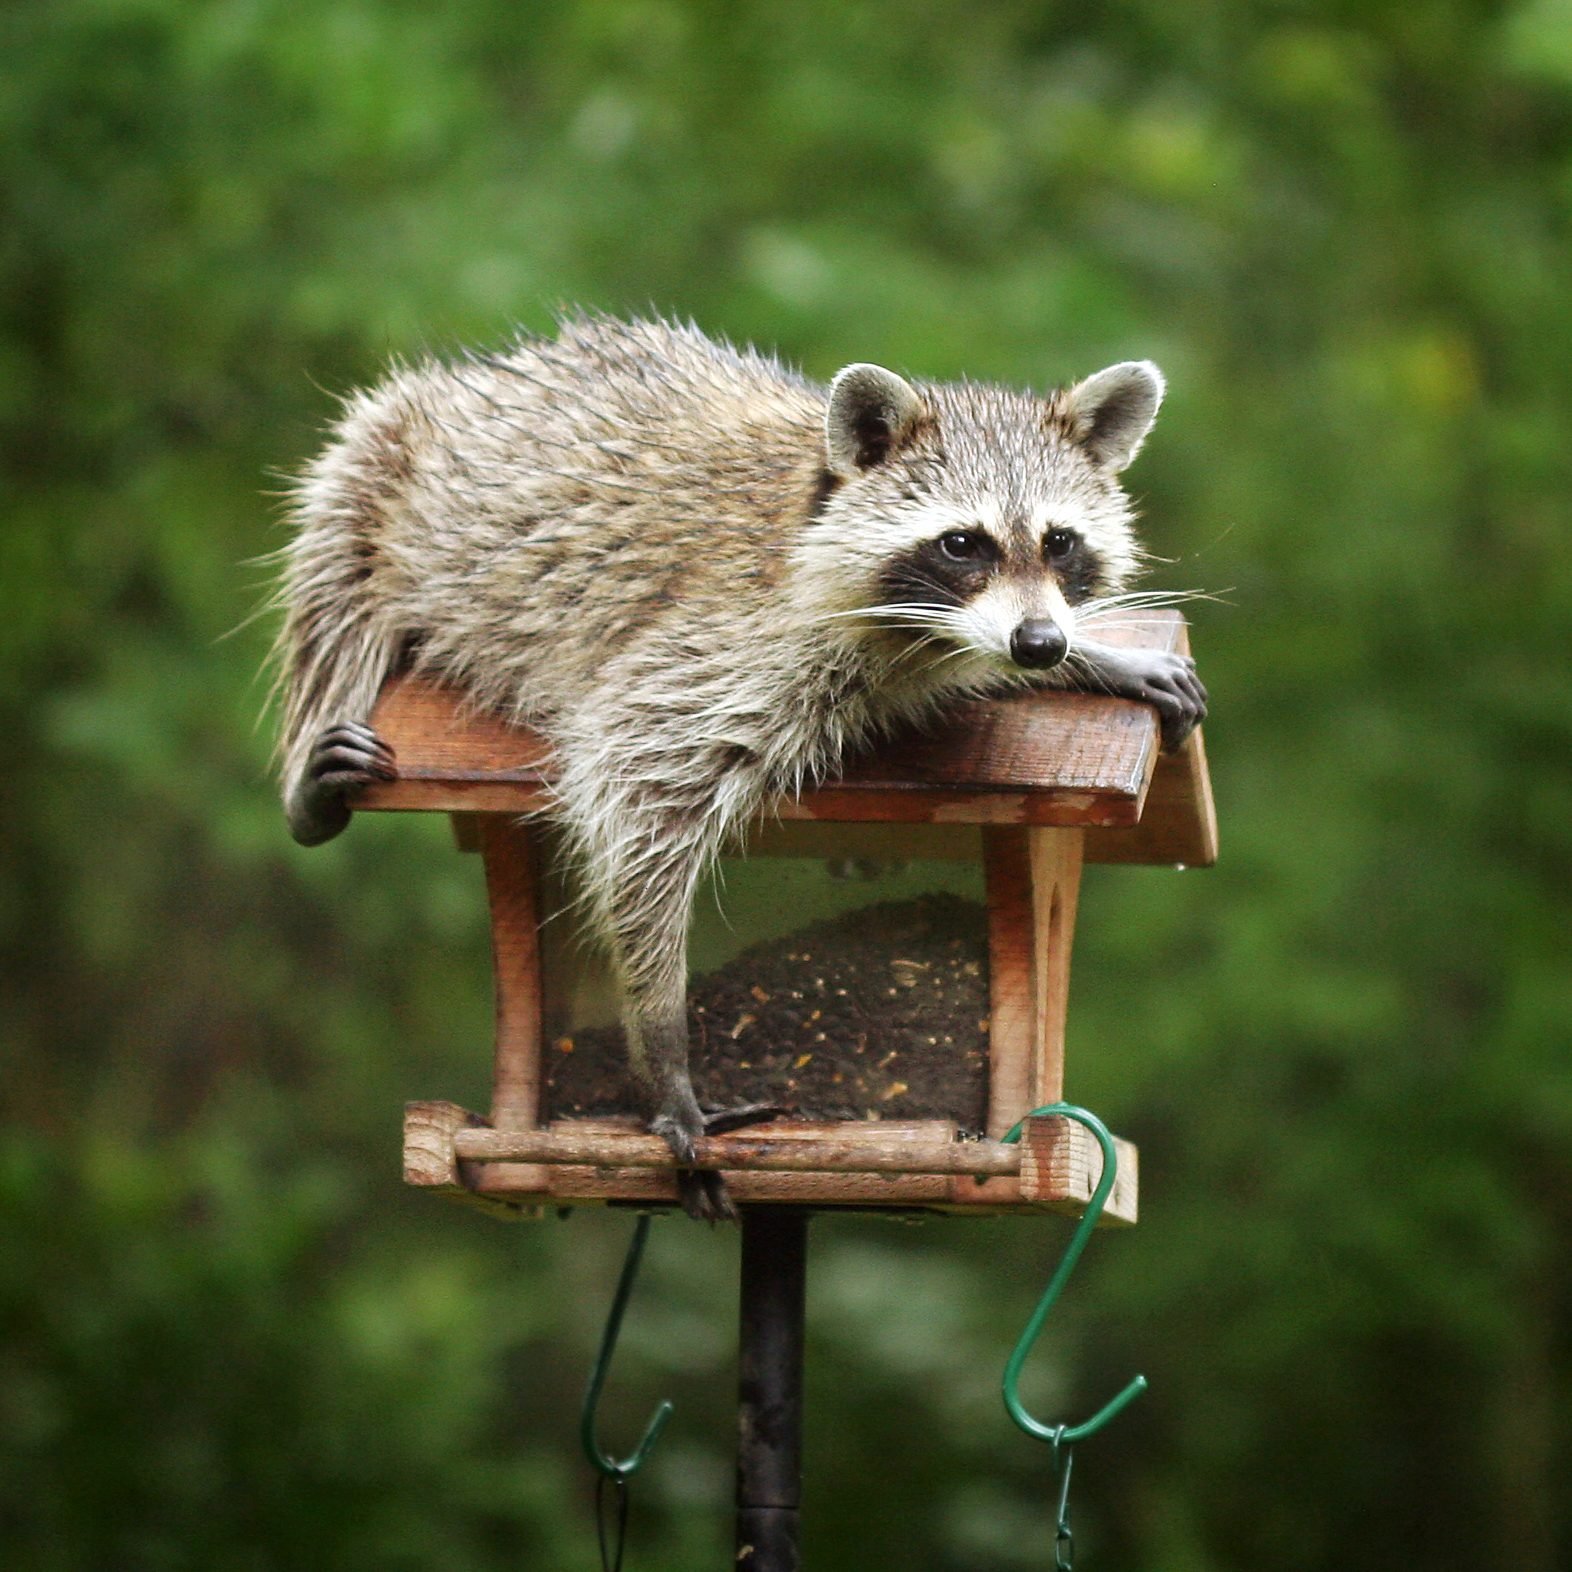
[351,609,1215,865]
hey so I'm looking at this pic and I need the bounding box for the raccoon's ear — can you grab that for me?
[826,364,925,477]
[1061,361,1165,472]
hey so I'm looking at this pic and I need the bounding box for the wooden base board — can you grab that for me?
[404,1101,1137,1223]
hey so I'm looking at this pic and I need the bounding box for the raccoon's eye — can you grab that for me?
[938,530,988,562]
[1044,528,1079,562]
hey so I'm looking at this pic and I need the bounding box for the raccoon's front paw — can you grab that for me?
[286,721,397,846]
[1128,652,1208,753]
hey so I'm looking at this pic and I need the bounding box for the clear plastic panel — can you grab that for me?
[543,825,991,1130]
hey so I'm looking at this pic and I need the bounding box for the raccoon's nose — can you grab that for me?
[1010,618,1068,670]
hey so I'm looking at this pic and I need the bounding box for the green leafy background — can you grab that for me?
[4,3,1570,1568]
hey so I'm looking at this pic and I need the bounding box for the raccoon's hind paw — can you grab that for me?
[702,1102,789,1135]
[677,1169,738,1224]
[650,1109,732,1223]
[652,1103,786,1223]
[286,721,397,846]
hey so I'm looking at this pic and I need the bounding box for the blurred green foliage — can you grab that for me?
[3,2,1570,1568]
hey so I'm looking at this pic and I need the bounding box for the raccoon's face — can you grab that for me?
[807,359,1164,679]
[872,498,1106,674]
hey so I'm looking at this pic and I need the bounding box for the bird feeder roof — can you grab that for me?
[353,608,1216,867]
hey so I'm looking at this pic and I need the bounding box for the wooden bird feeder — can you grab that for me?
[359,610,1215,1226]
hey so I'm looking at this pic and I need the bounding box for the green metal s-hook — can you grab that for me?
[581,1214,674,1481]
[999,1103,1148,1450]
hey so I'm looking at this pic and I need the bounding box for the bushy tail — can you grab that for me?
[266,405,409,806]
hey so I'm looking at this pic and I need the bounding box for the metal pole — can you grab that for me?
[736,1206,809,1572]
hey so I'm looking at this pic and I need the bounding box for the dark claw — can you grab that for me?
[1125,653,1207,753]
[677,1169,737,1224]
[702,1102,787,1135]
[686,1104,787,1218]
[657,1103,787,1222]
[288,720,397,846]
[307,726,398,786]
[1154,685,1205,752]
[313,749,396,782]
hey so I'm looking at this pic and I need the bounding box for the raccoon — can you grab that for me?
[272,315,1205,1219]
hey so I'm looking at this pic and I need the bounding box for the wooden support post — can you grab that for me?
[479,815,544,1129]
[1028,826,1084,1109]
[982,826,1084,1137]
[983,826,1035,1136]
[477,815,553,1196]
[736,1207,808,1572]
